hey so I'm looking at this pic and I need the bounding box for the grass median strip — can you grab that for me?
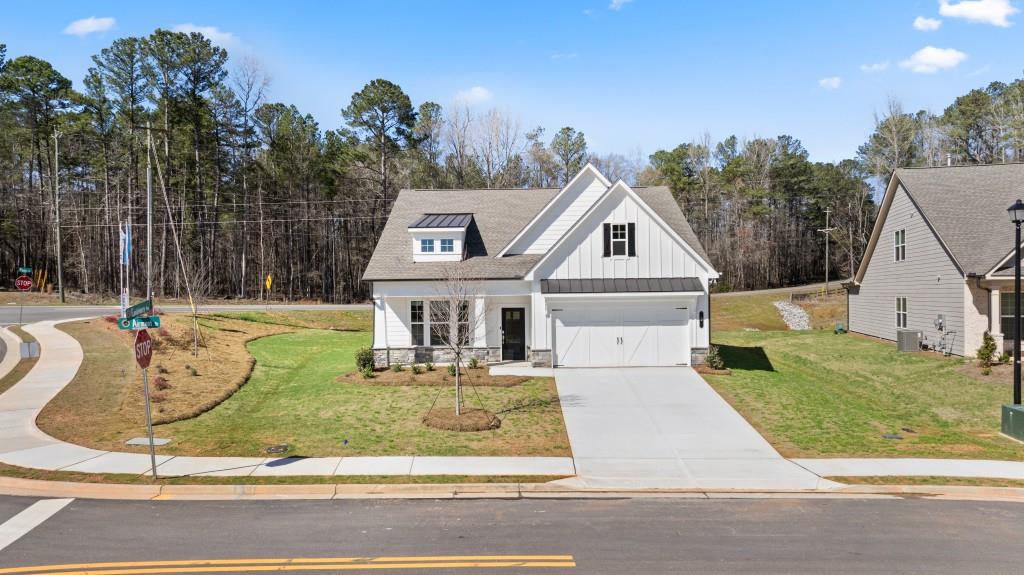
[0,555,576,574]
[0,326,37,396]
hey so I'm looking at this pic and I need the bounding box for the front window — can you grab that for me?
[428,300,471,346]
[420,239,435,253]
[440,239,454,253]
[611,224,627,256]
[896,297,908,328]
[410,301,424,346]
[894,229,906,262]
[1001,293,1021,340]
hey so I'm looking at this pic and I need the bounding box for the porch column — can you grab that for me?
[990,288,1005,351]
[473,296,487,348]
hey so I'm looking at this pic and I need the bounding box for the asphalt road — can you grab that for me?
[1,496,1022,574]
[0,303,371,326]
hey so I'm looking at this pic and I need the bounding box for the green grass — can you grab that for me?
[157,330,569,457]
[704,330,1024,460]
[712,293,790,331]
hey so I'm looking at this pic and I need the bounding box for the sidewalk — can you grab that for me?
[0,320,573,478]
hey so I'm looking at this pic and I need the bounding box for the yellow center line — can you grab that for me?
[0,556,576,575]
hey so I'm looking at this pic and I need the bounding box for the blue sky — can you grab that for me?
[3,0,1023,162]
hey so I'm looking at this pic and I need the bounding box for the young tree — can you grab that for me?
[431,266,490,417]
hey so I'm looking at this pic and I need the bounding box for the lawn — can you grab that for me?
[704,330,1024,460]
[712,288,846,332]
[39,313,569,458]
[0,326,37,396]
[159,330,569,457]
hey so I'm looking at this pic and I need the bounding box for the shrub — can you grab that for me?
[982,366,992,376]
[425,362,435,371]
[355,347,374,372]
[468,356,480,369]
[999,352,1011,364]
[390,363,403,372]
[186,365,198,377]
[447,363,457,377]
[977,332,997,368]
[153,376,171,391]
[411,364,423,375]
[705,345,725,370]
[360,366,375,379]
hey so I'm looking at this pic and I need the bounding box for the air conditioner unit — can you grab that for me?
[897,329,922,352]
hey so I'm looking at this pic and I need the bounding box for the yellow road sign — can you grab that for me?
[265,274,273,290]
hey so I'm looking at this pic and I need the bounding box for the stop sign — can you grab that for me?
[134,329,153,369]
[14,275,32,292]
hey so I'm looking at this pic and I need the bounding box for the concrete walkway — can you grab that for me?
[0,320,573,478]
[551,367,832,490]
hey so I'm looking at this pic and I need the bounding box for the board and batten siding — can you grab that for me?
[512,177,608,255]
[849,184,967,355]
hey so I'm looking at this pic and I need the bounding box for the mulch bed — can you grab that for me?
[422,407,502,432]
[957,361,1015,385]
[694,365,731,376]
[339,367,532,387]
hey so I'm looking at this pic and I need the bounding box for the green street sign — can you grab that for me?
[17,266,31,274]
[117,315,161,330]
[125,299,153,319]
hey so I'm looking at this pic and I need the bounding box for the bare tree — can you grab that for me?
[445,105,475,188]
[430,266,490,416]
[473,108,523,188]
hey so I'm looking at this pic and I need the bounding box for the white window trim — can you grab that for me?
[894,229,906,262]
[440,238,454,253]
[610,223,628,257]
[410,300,425,346]
[895,296,908,328]
[420,239,435,253]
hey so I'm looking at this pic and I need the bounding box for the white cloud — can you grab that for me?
[899,46,968,73]
[454,86,494,106]
[63,16,116,37]
[939,0,1019,27]
[550,52,579,60]
[608,0,634,10]
[818,76,842,90]
[172,24,238,47]
[860,60,891,72]
[913,16,943,30]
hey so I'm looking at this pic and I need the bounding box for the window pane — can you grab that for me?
[612,224,626,239]
[421,239,434,252]
[411,323,424,346]
[612,241,626,256]
[440,239,454,252]
[411,301,423,322]
[430,301,448,345]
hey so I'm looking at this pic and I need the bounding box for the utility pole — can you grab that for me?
[146,123,154,301]
[53,129,65,303]
[817,207,835,295]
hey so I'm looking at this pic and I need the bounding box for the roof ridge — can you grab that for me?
[898,162,1024,171]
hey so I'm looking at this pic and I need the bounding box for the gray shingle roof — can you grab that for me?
[896,164,1024,275]
[362,185,713,281]
[541,277,703,294]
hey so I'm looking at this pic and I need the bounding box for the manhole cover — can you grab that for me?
[265,444,290,454]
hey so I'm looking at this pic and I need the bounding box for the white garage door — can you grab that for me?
[553,303,690,367]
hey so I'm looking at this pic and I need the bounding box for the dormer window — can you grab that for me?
[602,222,636,258]
[409,213,473,262]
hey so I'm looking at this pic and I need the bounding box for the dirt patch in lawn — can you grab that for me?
[37,311,369,452]
[340,367,531,387]
[422,407,502,431]
[957,361,1016,385]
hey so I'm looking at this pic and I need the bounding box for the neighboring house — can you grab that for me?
[847,163,1024,357]
[362,165,719,368]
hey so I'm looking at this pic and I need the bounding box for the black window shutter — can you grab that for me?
[627,223,636,257]
[602,223,611,257]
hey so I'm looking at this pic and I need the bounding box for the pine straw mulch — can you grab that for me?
[694,365,731,376]
[338,366,532,387]
[422,407,502,432]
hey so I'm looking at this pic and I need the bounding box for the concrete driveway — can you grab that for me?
[554,367,831,489]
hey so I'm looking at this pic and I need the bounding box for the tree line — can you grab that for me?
[0,31,1019,300]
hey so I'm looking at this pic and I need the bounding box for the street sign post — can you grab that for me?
[14,271,32,326]
[134,329,158,479]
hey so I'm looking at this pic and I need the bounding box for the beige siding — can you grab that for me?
[849,184,966,355]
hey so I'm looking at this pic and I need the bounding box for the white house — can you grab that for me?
[362,165,719,368]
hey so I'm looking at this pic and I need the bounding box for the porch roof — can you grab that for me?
[540,277,704,294]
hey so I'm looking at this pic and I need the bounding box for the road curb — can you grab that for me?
[2,476,1023,502]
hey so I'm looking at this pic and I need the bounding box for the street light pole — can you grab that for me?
[1008,199,1024,406]
[146,122,153,301]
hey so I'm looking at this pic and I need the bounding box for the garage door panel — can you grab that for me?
[623,323,657,366]
[553,302,692,367]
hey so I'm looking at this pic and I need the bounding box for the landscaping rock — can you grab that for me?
[773,301,811,330]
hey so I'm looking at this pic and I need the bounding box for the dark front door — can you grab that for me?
[501,308,526,361]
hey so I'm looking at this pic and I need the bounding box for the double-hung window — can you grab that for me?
[895,297,908,328]
[1000,293,1020,340]
[440,239,454,253]
[894,229,906,262]
[410,301,425,346]
[611,224,627,256]
[429,301,448,345]
[420,239,435,253]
